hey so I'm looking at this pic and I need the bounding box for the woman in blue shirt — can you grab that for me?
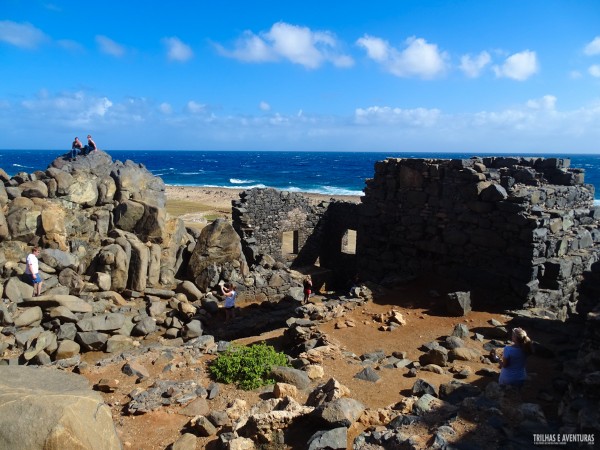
[499,327,533,387]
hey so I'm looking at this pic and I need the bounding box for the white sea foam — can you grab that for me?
[230,178,255,184]
[594,199,600,206]
[228,183,267,189]
[12,163,32,168]
[288,186,364,196]
[164,182,361,196]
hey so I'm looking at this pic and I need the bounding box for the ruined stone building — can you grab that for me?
[232,156,600,317]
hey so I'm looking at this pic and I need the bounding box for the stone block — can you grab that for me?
[446,291,471,317]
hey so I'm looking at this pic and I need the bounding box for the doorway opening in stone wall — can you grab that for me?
[341,229,357,254]
[282,230,299,262]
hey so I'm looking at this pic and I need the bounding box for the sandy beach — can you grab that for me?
[165,185,361,226]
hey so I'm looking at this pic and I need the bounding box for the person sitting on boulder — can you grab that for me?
[499,327,533,388]
[71,137,83,161]
[81,134,97,155]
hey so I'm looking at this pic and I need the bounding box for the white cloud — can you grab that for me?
[354,106,441,126]
[584,37,600,56]
[570,70,583,79]
[2,90,600,153]
[0,20,47,49]
[356,35,448,79]
[331,54,354,68]
[217,22,353,69]
[356,36,388,61]
[159,103,172,114]
[220,31,276,62]
[259,101,271,111]
[459,51,491,78]
[96,35,125,57]
[162,37,193,62]
[493,50,538,81]
[17,90,113,127]
[186,101,206,113]
[589,64,600,78]
[57,39,85,53]
[526,95,556,110]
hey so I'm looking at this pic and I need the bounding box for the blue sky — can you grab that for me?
[1,0,600,153]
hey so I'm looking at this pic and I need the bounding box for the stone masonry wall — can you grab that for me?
[357,157,600,315]
[232,188,325,267]
[232,188,360,287]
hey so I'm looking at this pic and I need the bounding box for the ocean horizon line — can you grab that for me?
[2,148,600,156]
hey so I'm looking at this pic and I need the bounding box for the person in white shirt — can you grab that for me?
[25,247,43,296]
[220,282,237,321]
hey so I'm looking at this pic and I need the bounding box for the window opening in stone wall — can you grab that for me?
[341,229,357,255]
[282,230,299,259]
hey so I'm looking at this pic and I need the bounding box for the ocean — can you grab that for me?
[2,149,600,199]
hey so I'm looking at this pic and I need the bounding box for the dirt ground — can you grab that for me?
[77,189,562,449]
[77,276,562,450]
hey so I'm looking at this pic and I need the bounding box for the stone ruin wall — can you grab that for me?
[232,188,361,291]
[231,156,600,316]
[357,156,600,316]
[232,188,323,266]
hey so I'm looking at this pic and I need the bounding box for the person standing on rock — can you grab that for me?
[82,134,97,155]
[71,137,83,161]
[303,275,312,304]
[221,282,237,321]
[25,247,43,297]
[499,327,533,387]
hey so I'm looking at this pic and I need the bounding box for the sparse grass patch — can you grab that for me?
[209,343,289,390]
[166,199,214,216]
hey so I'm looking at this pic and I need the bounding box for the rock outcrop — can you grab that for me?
[0,366,120,450]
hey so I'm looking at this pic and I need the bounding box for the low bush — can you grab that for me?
[209,342,289,390]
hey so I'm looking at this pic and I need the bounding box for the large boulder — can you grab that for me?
[22,294,93,313]
[111,159,166,241]
[188,219,248,290]
[40,203,69,251]
[111,160,166,208]
[446,291,472,316]
[66,172,99,207]
[0,366,120,449]
[126,235,149,292]
[0,182,9,206]
[6,197,41,241]
[41,248,79,271]
[20,180,49,199]
[4,276,34,303]
[160,217,192,285]
[95,244,129,291]
[97,175,117,205]
[312,397,366,428]
[0,209,9,241]
[113,200,145,233]
[46,167,74,195]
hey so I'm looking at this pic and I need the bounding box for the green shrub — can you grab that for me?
[209,342,289,390]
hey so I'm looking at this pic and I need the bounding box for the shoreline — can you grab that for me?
[165,185,361,213]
